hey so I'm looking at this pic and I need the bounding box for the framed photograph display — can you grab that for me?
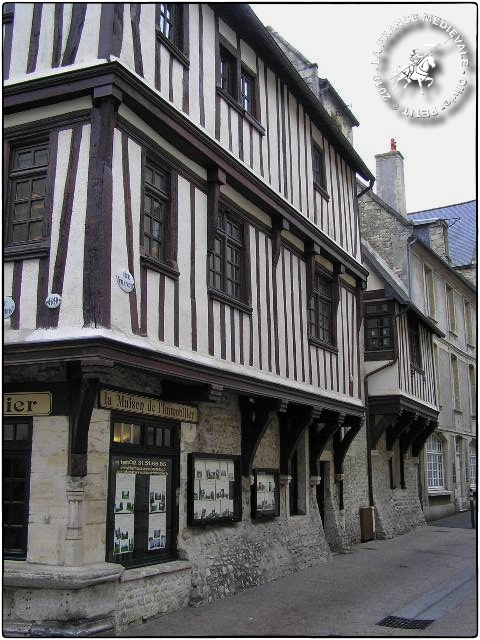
[188,453,242,526]
[251,469,280,519]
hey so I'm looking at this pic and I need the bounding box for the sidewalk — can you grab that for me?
[112,513,477,637]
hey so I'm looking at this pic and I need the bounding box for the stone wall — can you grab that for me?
[177,393,330,606]
[372,438,426,538]
[343,428,370,543]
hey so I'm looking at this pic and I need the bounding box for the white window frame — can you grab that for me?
[426,434,445,491]
[424,266,436,319]
[446,284,456,333]
[469,441,476,488]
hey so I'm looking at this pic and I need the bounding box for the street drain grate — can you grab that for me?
[377,616,434,630]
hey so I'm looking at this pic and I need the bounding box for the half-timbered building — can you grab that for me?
[3,3,375,634]
[358,142,476,534]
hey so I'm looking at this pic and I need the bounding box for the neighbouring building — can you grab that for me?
[359,142,476,525]
[3,3,375,635]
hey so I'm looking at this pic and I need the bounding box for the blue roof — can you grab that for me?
[408,201,476,267]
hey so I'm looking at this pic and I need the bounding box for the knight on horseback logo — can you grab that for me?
[389,41,448,95]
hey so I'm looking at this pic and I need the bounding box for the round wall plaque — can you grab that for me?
[45,294,62,309]
[116,269,135,293]
[4,297,15,319]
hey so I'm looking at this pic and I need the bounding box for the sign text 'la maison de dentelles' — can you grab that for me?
[99,389,198,423]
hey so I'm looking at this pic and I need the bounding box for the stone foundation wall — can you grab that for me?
[372,442,426,538]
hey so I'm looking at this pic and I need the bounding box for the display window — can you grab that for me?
[187,453,242,526]
[106,416,179,567]
[251,469,280,520]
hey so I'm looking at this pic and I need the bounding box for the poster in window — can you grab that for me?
[188,453,241,525]
[252,469,280,519]
[114,473,135,513]
[147,474,167,550]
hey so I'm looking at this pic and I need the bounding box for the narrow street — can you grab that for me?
[113,512,476,637]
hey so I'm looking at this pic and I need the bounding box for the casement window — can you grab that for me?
[208,210,246,302]
[308,270,335,347]
[365,302,393,353]
[240,68,255,115]
[5,143,49,247]
[451,354,461,411]
[426,434,444,490]
[219,45,236,99]
[424,267,436,319]
[464,301,474,345]
[469,441,476,487]
[312,144,327,193]
[157,3,183,50]
[3,420,32,559]
[107,417,179,567]
[217,39,260,123]
[408,314,422,370]
[143,162,168,262]
[446,284,456,333]
[469,365,476,417]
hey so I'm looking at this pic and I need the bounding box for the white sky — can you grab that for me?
[251,2,477,213]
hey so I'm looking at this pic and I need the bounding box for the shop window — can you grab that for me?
[3,420,32,559]
[107,417,179,568]
[308,270,336,347]
[208,210,247,303]
[426,434,444,490]
[408,314,422,370]
[365,301,393,356]
[5,142,49,247]
[312,143,327,193]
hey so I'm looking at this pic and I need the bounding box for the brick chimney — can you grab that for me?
[375,139,407,216]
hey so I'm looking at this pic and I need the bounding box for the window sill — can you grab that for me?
[428,490,451,497]
[208,287,253,315]
[314,182,330,202]
[365,349,394,361]
[448,329,458,338]
[140,255,179,279]
[4,242,50,261]
[155,30,190,68]
[308,337,338,354]
[216,87,265,135]
[120,560,192,583]
[454,409,463,416]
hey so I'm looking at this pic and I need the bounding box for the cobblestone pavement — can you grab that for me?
[109,512,477,637]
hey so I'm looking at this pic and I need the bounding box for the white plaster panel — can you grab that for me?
[110,129,132,335]
[283,249,294,377]
[163,276,176,346]
[202,5,216,137]
[127,138,142,324]
[140,3,156,86]
[224,307,231,362]
[251,127,260,176]
[292,256,303,380]
[9,3,33,78]
[249,226,259,369]
[177,176,192,351]
[118,104,206,180]
[172,58,184,111]
[147,270,160,340]
[258,232,268,371]
[276,258,286,377]
[240,39,256,72]
[266,68,279,192]
[219,100,229,151]
[159,42,171,102]
[4,262,14,296]
[230,109,239,158]
[194,190,209,355]
[58,124,90,330]
[119,3,135,72]
[19,260,39,330]
[242,313,251,368]
[234,309,241,365]
[289,99,300,211]
[187,3,199,123]
[299,260,310,380]
[61,4,73,61]
[4,97,93,129]
[74,4,101,66]
[242,119,251,168]
[218,19,236,48]
[36,3,55,73]
[49,129,72,293]
[221,185,271,228]
[212,299,221,358]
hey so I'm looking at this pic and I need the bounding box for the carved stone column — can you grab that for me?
[279,474,292,518]
[64,477,87,566]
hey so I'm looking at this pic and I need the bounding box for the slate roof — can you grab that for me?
[408,200,476,268]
